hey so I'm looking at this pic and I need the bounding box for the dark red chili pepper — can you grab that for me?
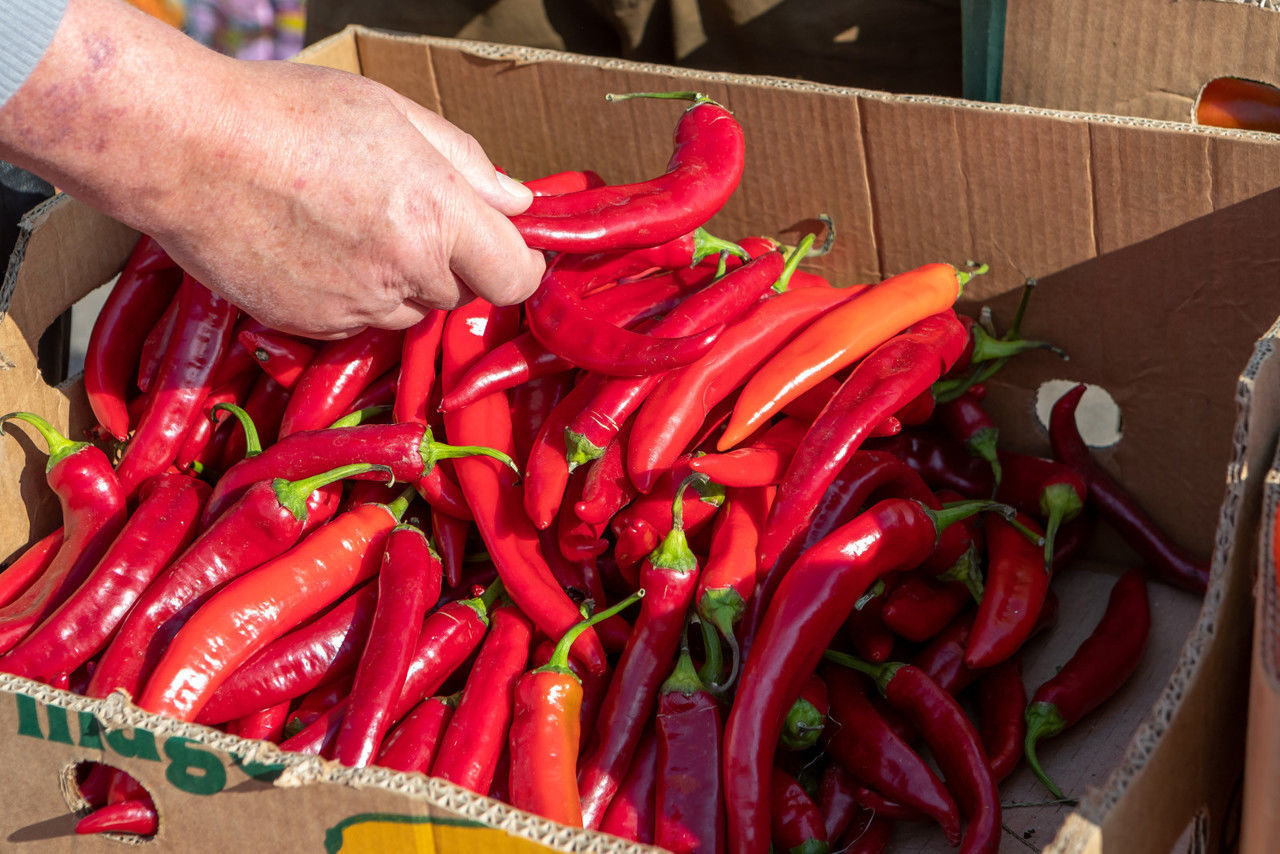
[523,168,606,195]
[508,593,641,826]
[440,300,607,675]
[868,428,995,498]
[429,603,533,794]
[1025,567,1150,798]
[75,799,157,837]
[689,417,809,488]
[771,767,830,854]
[1050,384,1209,593]
[579,477,706,829]
[135,292,180,394]
[978,655,1027,783]
[195,580,378,725]
[816,763,860,842]
[334,524,442,767]
[0,472,208,682]
[115,274,238,495]
[227,700,291,743]
[238,328,318,391]
[0,528,63,609]
[575,423,639,534]
[995,449,1087,569]
[936,385,1001,487]
[828,652,1000,854]
[722,497,1001,853]
[209,316,266,389]
[278,327,403,437]
[286,672,357,738]
[610,458,725,577]
[510,372,575,469]
[781,671,829,752]
[600,725,660,844]
[965,511,1051,669]
[839,813,894,854]
[880,565,975,644]
[511,91,745,253]
[281,586,497,756]
[756,311,970,585]
[842,578,898,663]
[84,235,180,441]
[86,463,384,703]
[523,373,606,529]
[375,694,458,774]
[432,511,471,590]
[820,665,960,843]
[392,309,446,426]
[654,638,726,854]
[556,469,610,561]
[0,413,128,654]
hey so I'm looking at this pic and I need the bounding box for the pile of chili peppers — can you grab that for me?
[0,91,1209,852]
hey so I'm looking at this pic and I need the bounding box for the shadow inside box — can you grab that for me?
[7,811,80,844]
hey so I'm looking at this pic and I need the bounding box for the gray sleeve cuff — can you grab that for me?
[0,0,73,108]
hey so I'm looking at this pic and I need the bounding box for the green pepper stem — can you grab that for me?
[385,485,416,521]
[773,232,816,293]
[1024,701,1068,799]
[699,590,745,693]
[421,426,520,478]
[272,463,395,522]
[0,411,87,471]
[954,262,990,295]
[564,428,606,472]
[696,615,725,688]
[211,403,262,457]
[540,590,644,675]
[939,545,985,603]
[605,90,716,107]
[929,499,1018,540]
[822,649,902,696]
[328,405,392,429]
[692,227,751,264]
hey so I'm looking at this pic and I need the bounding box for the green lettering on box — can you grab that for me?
[163,738,226,795]
[45,704,73,745]
[77,712,104,750]
[231,753,286,784]
[14,694,43,739]
[104,727,161,761]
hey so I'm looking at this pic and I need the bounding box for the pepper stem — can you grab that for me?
[695,614,725,688]
[211,403,261,457]
[692,227,751,264]
[647,473,706,573]
[1024,701,1068,799]
[0,411,88,471]
[822,649,902,696]
[966,427,1002,489]
[605,90,718,108]
[539,590,644,676]
[938,545,985,603]
[662,622,708,697]
[699,590,745,693]
[272,463,394,522]
[385,485,416,521]
[1041,483,1084,570]
[328,405,392,429]
[564,428,606,472]
[773,232,816,293]
[954,263,990,295]
[421,425,520,478]
[927,499,1018,543]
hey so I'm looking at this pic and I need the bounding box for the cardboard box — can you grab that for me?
[4,25,1280,852]
[1000,0,1280,122]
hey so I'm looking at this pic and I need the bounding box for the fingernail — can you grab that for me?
[497,171,533,202]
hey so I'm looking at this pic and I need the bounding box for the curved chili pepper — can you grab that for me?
[0,473,208,682]
[722,497,1002,853]
[523,168,607,195]
[429,603,533,794]
[431,511,471,590]
[0,528,63,609]
[334,524,442,767]
[86,463,379,703]
[392,309,446,426]
[721,265,978,450]
[995,450,1086,569]
[828,652,1000,854]
[281,587,496,756]
[511,91,745,253]
[115,274,238,495]
[196,580,378,725]
[218,374,289,471]
[440,300,607,675]
[75,799,157,837]
[842,578,897,663]
[575,423,638,532]
[610,458,725,577]
[600,725,659,844]
[136,488,410,721]
[579,477,706,829]
[375,694,457,774]
[936,385,1001,487]
[755,311,970,586]
[173,373,254,474]
[278,327,403,437]
[84,235,180,441]
[134,292,180,395]
[880,564,975,644]
[654,637,726,854]
[696,484,772,690]
[523,373,605,529]
[556,470,609,561]
[820,665,960,843]
[817,763,861,842]
[771,767,830,854]
[868,428,995,498]
[0,413,128,654]
[226,700,291,743]
[510,373,575,469]
[781,671,829,751]
[1025,567,1150,798]
[238,328,318,391]
[689,417,809,488]
[508,593,641,826]
[965,511,1050,669]
[1049,384,1209,593]
[978,655,1027,783]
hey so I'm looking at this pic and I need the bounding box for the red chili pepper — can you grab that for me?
[1049,384,1209,593]
[689,417,809,488]
[839,812,894,854]
[334,524,442,767]
[654,637,726,854]
[0,473,207,682]
[391,309,447,426]
[828,652,1001,854]
[868,428,996,498]
[522,168,607,195]
[281,586,496,756]
[135,291,180,395]
[755,311,970,586]
[375,694,458,774]
[978,655,1027,783]
[610,458,725,578]
[936,385,1002,487]
[278,327,403,437]
[780,671,829,752]
[0,413,128,654]
[842,578,897,663]
[880,564,975,644]
[430,511,471,590]
[86,463,377,703]
[84,235,180,441]
[820,665,961,843]
[430,603,533,794]
[508,372,574,470]
[1025,567,1150,798]
[523,373,606,529]
[995,449,1087,569]
[218,374,289,471]
[286,673,357,738]
[0,528,63,609]
[579,477,705,829]
[226,700,291,743]
[196,580,378,725]
[209,316,266,389]
[575,423,639,533]
[238,328,318,391]
[440,300,607,676]
[722,497,1002,853]
[600,725,659,843]
[173,372,254,474]
[508,593,641,826]
[964,511,1051,669]
[136,488,410,721]
[511,91,745,253]
[115,274,239,495]
[770,767,830,854]
[75,799,157,837]
[556,469,609,561]
[816,763,861,842]
[348,369,398,414]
